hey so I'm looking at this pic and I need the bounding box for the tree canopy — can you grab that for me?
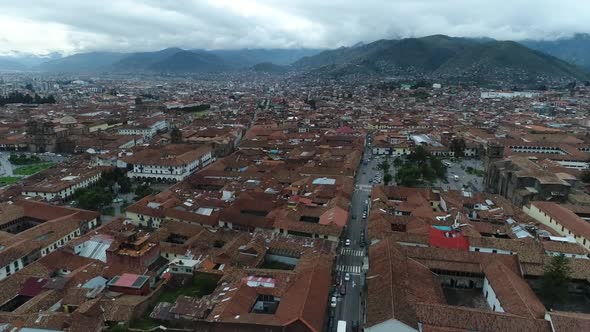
[0,91,56,106]
[74,169,131,211]
[395,146,447,186]
[450,138,466,158]
[135,183,155,199]
[541,254,572,308]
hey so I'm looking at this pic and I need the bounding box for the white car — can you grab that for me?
[345,239,351,246]
[331,296,337,308]
[344,273,351,281]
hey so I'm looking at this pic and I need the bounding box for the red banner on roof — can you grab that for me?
[428,227,469,251]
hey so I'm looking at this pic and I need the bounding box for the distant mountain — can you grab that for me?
[0,57,27,71]
[252,62,289,74]
[207,48,322,67]
[110,48,184,72]
[521,34,590,70]
[34,48,320,73]
[293,35,589,84]
[36,52,126,72]
[148,50,228,72]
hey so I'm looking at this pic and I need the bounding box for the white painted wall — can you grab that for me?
[483,277,505,313]
[469,247,513,255]
[364,319,418,332]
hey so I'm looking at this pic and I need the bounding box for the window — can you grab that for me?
[492,250,497,254]
[475,248,480,252]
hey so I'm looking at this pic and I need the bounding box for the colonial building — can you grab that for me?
[484,156,575,207]
[524,201,590,250]
[122,144,213,182]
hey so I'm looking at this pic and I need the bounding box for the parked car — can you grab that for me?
[340,284,346,295]
[331,296,337,308]
[345,239,351,246]
[344,273,351,281]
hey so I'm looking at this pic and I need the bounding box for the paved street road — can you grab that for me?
[332,135,381,331]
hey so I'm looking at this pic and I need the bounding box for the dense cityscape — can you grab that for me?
[1,2,590,332]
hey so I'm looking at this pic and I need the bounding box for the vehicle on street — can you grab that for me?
[331,296,337,308]
[344,273,351,281]
[112,197,124,203]
[362,212,367,219]
[337,320,347,332]
[340,284,346,295]
[443,161,452,167]
[453,175,460,181]
[345,239,351,246]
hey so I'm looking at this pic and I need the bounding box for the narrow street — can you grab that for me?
[332,134,380,331]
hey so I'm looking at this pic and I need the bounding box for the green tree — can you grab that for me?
[378,160,390,173]
[393,157,403,167]
[395,164,422,187]
[450,138,466,158]
[75,188,113,210]
[430,156,447,179]
[581,168,590,183]
[383,173,393,185]
[118,176,132,194]
[135,184,154,199]
[541,255,572,308]
[408,145,429,163]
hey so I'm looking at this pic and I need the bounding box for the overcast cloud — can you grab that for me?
[1,0,590,55]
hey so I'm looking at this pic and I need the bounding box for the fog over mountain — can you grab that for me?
[2,1,590,55]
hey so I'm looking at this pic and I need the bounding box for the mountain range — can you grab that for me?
[521,33,590,70]
[292,35,589,83]
[30,48,322,73]
[1,34,590,84]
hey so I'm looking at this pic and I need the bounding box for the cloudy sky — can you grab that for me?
[1,0,590,55]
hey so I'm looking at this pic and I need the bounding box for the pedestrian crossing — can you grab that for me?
[336,265,362,273]
[340,248,365,257]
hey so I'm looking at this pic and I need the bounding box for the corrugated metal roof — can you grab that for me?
[78,235,113,262]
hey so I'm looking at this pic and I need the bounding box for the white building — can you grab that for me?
[123,144,213,182]
[117,118,168,139]
[524,201,590,250]
[22,170,102,201]
[0,201,99,281]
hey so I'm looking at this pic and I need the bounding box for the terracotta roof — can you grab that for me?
[415,303,551,332]
[365,237,445,329]
[483,259,546,319]
[123,144,211,167]
[549,311,590,332]
[531,202,590,239]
